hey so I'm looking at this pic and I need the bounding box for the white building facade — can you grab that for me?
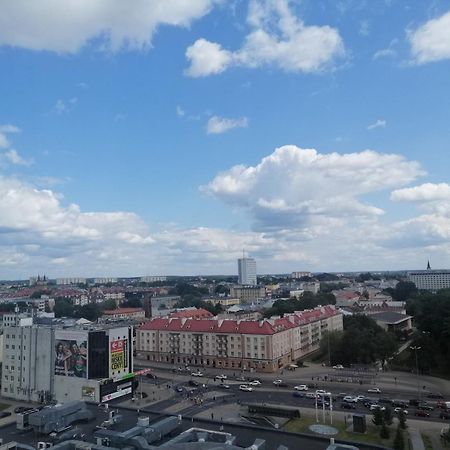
[407,269,450,291]
[238,258,257,286]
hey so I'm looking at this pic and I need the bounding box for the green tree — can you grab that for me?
[398,410,407,430]
[392,281,418,302]
[383,407,393,426]
[393,426,404,450]
[73,303,100,321]
[214,284,230,295]
[101,299,117,310]
[380,421,390,439]
[372,408,384,426]
[53,298,74,317]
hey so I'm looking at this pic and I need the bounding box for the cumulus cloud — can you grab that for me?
[185,0,345,77]
[409,10,450,64]
[206,116,249,134]
[367,119,387,130]
[203,145,423,231]
[0,0,215,53]
[54,98,78,114]
[2,149,33,166]
[0,124,33,167]
[0,124,21,149]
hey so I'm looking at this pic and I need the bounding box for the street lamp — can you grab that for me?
[410,346,421,398]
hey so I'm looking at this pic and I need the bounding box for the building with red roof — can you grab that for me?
[100,307,145,322]
[136,305,343,373]
[169,308,213,320]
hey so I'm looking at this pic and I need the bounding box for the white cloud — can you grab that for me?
[2,149,33,166]
[373,39,398,60]
[185,39,233,77]
[176,105,186,117]
[54,98,78,114]
[367,119,387,130]
[185,0,345,77]
[409,10,450,64]
[0,124,21,149]
[206,116,248,134]
[0,0,216,53]
[391,183,450,203]
[359,20,370,36]
[203,145,423,231]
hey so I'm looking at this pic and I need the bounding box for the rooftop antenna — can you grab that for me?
[426,260,431,270]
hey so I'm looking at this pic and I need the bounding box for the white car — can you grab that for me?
[394,407,408,415]
[306,392,318,399]
[239,385,253,392]
[333,364,344,370]
[273,379,283,386]
[367,387,381,394]
[215,374,227,380]
[343,396,358,403]
[356,395,366,401]
[191,371,204,377]
[294,385,308,391]
[248,380,261,386]
[370,404,386,411]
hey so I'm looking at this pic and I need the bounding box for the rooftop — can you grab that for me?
[102,307,145,315]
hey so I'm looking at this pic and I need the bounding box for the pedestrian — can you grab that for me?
[211,412,214,419]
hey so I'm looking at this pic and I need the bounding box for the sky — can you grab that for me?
[1,0,450,279]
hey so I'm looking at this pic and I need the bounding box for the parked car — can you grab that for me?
[191,371,204,377]
[175,386,184,393]
[414,410,430,418]
[218,384,231,390]
[394,407,408,415]
[249,380,261,386]
[343,396,358,403]
[189,380,199,387]
[317,400,330,407]
[14,406,33,414]
[341,403,356,410]
[333,364,344,370]
[370,404,386,411]
[294,385,308,391]
[355,395,366,401]
[239,385,253,392]
[235,376,246,382]
[392,400,408,408]
[273,379,283,386]
[427,392,444,399]
[417,403,434,411]
[409,399,421,407]
[439,411,450,420]
[0,411,12,418]
[378,398,393,405]
[367,387,381,394]
[215,374,227,381]
[293,391,305,398]
[306,392,318,399]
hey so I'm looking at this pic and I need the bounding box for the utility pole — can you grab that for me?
[410,346,421,399]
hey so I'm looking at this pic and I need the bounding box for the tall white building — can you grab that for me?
[407,269,450,291]
[238,257,257,286]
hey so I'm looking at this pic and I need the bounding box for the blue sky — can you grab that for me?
[1,0,450,279]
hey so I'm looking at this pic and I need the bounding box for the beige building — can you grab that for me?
[230,286,266,303]
[100,307,145,322]
[206,297,240,307]
[136,305,343,373]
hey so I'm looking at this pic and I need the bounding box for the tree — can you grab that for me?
[74,303,101,322]
[398,410,407,430]
[392,281,418,302]
[101,299,117,310]
[372,408,384,426]
[380,421,390,439]
[383,407,393,426]
[393,426,404,450]
[214,284,230,295]
[53,298,74,317]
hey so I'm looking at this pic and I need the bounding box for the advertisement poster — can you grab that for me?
[81,386,96,400]
[54,330,88,378]
[110,339,127,371]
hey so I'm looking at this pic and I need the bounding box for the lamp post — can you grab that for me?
[410,346,421,399]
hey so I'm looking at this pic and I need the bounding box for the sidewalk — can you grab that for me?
[409,428,426,450]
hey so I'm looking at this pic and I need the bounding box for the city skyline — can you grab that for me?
[1,1,450,278]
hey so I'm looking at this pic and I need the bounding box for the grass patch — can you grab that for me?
[0,403,10,411]
[421,433,433,450]
[284,414,397,447]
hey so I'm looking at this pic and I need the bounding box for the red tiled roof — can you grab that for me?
[102,308,144,315]
[139,305,339,335]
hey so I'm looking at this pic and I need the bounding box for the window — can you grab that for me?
[5,344,9,349]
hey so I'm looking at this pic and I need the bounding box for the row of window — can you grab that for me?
[4,344,26,350]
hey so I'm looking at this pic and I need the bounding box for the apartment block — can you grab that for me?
[136,305,343,373]
[407,269,450,291]
[230,286,266,303]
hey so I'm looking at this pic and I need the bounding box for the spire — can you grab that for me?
[427,260,431,270]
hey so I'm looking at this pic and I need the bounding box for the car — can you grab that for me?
[355,395,366,401]
[191,371,204,377]
[427,392,444,399]
[14,406,33,414]
[409,399,421,407]
[439,411,450,420]
[370,404,386,412]
[378,398,393,405]
[175,386,184,393]
[146,373,157,379]
[414,410,430,418]
[218,384,231,389]
[273,379,283,385]
[189,380,199,387]
[367,387,381,394]
[293,391,305,398]
[437,401,448,409]
[306,392,318,399]
[392,400,408,408]
[341,403,356,410]
[394,407,408,415]
[235,376,246,382]
[417,403,434,411]
[249,380,261,386]
[294,385,308,391]
[215,374,227,381]
[333,364,344,370]
[239,385,253,392]
[0,411,12,418]
[343,396,358,403]
[317,400,330,407]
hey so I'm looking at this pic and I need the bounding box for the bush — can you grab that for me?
[393,426,404,450]
[380,422,390,439]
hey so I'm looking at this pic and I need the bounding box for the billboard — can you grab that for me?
[109,327,130,378]
[54,330,88,378]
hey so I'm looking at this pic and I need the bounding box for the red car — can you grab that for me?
[414,410,430,418]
